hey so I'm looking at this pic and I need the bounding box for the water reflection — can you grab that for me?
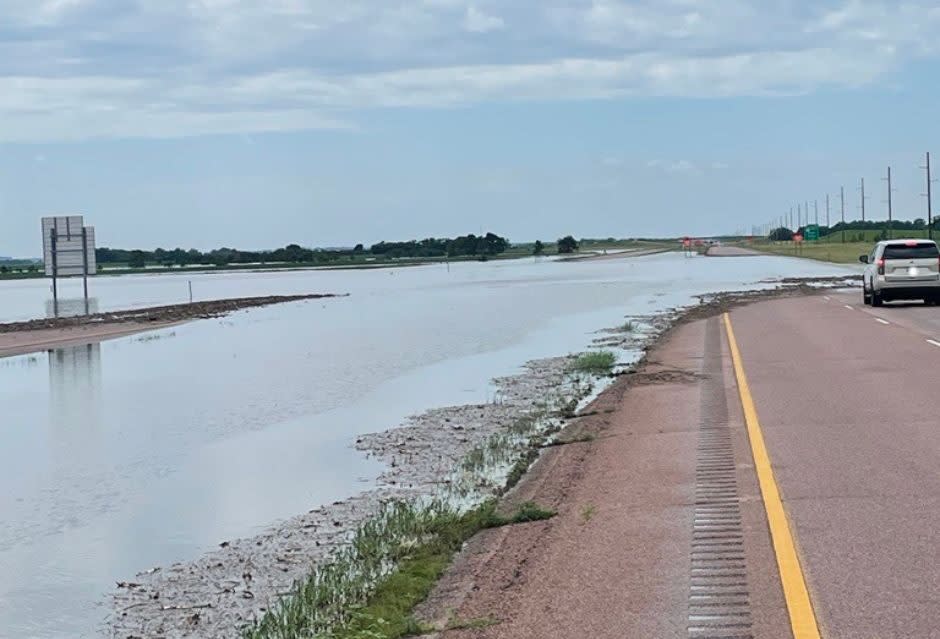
[45,297,99,319]
[48,343,102,418]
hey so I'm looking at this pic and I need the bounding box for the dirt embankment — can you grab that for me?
[0,294,347,359]
[0,294,344,335]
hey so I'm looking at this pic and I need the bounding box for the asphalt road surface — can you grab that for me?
[435,291,940,639]
[730,292,940,638]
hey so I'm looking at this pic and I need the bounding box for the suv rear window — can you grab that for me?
[883,244,939,259]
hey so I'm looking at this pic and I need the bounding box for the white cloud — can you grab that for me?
[0,1,938,141]
[647,159,730,174]
[464,5,505,33]
[648,159,698,173]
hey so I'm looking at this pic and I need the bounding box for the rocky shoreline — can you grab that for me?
[107,355,601,638]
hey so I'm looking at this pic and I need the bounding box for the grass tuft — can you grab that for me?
[580,504,597,524]
[570,351,617,376]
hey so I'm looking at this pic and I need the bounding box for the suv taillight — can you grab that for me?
[877,258,885,275]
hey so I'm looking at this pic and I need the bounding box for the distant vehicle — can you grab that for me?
[860,239,940,306]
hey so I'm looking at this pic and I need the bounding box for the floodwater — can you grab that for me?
[0,252,856,638]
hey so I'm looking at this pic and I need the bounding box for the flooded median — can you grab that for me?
[0,253,857,637]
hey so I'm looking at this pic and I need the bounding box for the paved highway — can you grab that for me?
[435,291,940,639]
[730,292,940,638]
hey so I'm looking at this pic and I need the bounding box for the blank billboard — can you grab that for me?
[41,216,96,278]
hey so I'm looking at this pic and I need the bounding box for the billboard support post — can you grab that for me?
[42,216,96,317]
[50,227,59,315]
[82,226,90,314]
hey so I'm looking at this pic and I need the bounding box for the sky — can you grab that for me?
[2,0,940,255]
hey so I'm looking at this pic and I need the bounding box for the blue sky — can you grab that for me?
[2,0,940,255]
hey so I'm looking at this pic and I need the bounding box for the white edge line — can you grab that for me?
[823,296,831,301]
[844,305,853,310]
[875,318,890,325]
[928,339,940,348]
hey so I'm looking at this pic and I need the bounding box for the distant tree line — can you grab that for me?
[829,218,940,232]
[370,233,509,258]
[768,218,940,241]
[94,232,512,268]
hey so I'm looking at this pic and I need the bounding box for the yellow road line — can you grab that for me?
[722,312,821,639]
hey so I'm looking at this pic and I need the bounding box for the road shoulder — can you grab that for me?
[418,316,790,638]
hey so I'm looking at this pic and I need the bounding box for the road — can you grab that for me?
[432,291,940,638]
[0,322,180,358]
[705,245,763,256]
[730,291,940,638]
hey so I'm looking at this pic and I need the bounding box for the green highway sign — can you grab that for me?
[805,224,820,241]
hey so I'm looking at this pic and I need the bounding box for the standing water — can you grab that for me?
[0,252,855,637]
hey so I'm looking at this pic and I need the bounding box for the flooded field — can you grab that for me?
[0,253,856,638]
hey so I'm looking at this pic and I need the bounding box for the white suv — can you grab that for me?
[860,239,940,306]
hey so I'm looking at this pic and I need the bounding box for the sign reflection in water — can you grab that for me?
[45,297,99,319]
[48,342,102,410]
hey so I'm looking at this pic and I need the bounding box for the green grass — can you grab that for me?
[821,229,937,242]
[570,351,617,376]
[580,504,597,524]
[752,228,940,265]
[243,501,554,639]
[751,241,873,264]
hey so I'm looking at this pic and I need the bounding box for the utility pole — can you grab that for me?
[860,177,867,222]
[922,152,935,240]
[798,203,802,229]
[883,166,893,239]
[825,193,830,229]
[840,186,846,244]
[814,199,819,226]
